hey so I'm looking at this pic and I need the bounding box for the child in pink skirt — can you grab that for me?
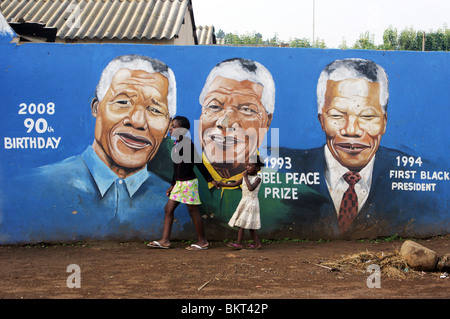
[148,116,218,250]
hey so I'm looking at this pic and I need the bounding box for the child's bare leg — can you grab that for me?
[249,229,261,247]
[158,199,179,246]
[237,227,245,245]
[186,204,208,247]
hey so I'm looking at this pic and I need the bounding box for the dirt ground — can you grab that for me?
[0,235,449,302]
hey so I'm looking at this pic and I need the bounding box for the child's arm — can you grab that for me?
[244,174,262,192]
[217,178,243,188]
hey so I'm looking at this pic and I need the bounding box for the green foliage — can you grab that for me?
[424,25,450,51]
[338,38,349,50]
[398,27,421,50]
[312,38,326,49]
[289,37,312,48]
[380,25,399,50]
[216,25,450,51]
[218,29,273,46]
[352,31,377,50]
[216,29,325,48]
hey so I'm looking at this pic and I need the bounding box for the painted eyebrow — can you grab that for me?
[149,97,168,109]
[205,97,224,106]
[359,108,380,115]
[205,94,261,107]
[205,98,259,111]
[326,108,345,113]
[326,106,380,116]
[206,88,262,100]
[110,90,137,100]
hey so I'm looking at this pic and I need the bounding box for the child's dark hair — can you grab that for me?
[173,116,190,130]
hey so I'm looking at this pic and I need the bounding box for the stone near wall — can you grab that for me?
[400,240,439,271]
[437,254,450,271]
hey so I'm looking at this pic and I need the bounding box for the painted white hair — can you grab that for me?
[95,55,176,117]
[316,58,389,114]
[0,12,14,36]
[199,58,275,114]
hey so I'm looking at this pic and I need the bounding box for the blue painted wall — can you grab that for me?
[0,34,448,244]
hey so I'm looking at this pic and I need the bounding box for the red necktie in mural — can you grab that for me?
[338,171,362,233]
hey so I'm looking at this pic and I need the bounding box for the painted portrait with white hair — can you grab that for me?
[198,58,275,181]
[317,58,389,172]
[6,54,178,241]
[91,54,176,173]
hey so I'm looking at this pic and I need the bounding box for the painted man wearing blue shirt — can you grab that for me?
[3,55,187,244]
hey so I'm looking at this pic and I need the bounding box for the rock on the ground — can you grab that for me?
[400,240,439,271]
[437,254,450,271]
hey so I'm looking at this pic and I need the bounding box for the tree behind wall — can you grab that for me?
[216,25,449,51]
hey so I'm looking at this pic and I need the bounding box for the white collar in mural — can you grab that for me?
[323,145,374,214]
[323,144,374,189]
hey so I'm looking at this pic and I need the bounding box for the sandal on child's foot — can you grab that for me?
[226,242,243,250]
[246,243,261,250]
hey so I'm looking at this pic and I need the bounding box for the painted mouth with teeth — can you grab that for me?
[116,132,153,149]
[210,134,241,148]
[335,143,370,154]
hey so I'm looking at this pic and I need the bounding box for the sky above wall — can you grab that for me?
[192,0,450,48]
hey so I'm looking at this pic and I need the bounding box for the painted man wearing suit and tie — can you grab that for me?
[281,58,447,239]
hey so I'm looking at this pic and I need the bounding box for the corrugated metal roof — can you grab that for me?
[196,25,215,45]
[0,0,193,41]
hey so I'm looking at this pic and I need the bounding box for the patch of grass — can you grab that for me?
[180,239,196,244]
[369,234,403,243]
[291,238,311,243]
[259,238,326,244]
[23,242,86,248]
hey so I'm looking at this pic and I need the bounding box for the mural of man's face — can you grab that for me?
[199,76,272,168]
[319,78,387,171]
[92,68,171,171]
